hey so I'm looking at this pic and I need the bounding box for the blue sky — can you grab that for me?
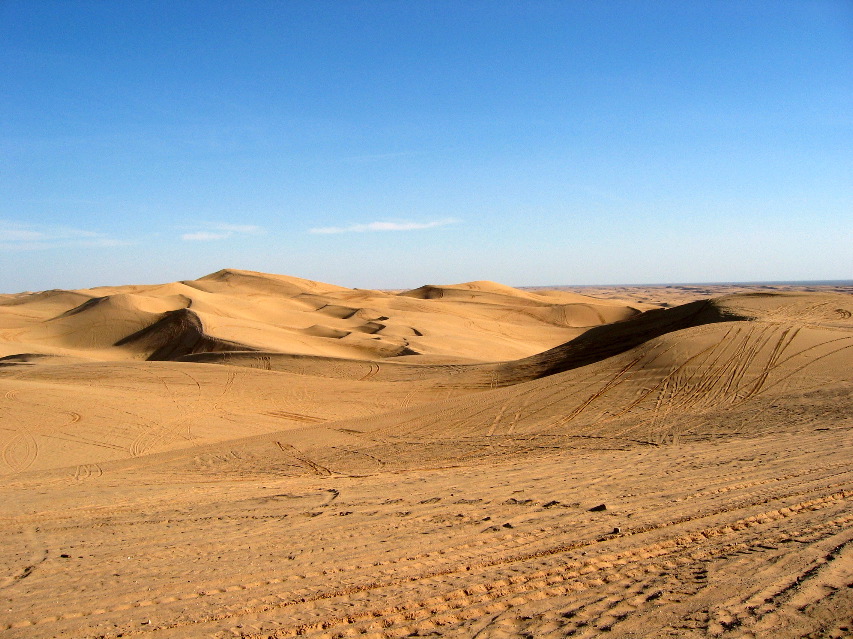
[2,1,851,292]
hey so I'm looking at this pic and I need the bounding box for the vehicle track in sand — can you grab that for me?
[463,325,853,448]
[265,411,327,424]
[127,367,209,458]
[71,463,103,483]
[1,370,196,465]
[213,370,238,410]
[0,389,38,472]
[1,430,38,473]
[273,441,334,476]
[746,298,853,326]
[235,496,853,639]
[359,363,380,381]
[14,491,851,637]
[5,451,851,638]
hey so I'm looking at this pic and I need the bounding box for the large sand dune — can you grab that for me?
[0,271,850,638]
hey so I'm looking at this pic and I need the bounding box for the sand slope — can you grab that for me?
[148,291,852,478]
[0,273,850,639]
[0,269,645,363]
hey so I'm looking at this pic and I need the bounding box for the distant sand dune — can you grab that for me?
[2,269,640,364]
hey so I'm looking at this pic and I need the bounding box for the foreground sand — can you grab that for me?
[0,272,851,638]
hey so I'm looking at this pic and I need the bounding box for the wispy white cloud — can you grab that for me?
[180,222,265,241]
[310,218,459,235]
[4,228,46,242]
[213,223,264,234]
[79,237,129,248]
[181,231,231,241]
[0,220,127,251]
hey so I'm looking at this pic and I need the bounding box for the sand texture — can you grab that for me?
[0,270,851,638]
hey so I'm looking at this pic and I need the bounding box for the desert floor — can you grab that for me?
[0,271,851,638]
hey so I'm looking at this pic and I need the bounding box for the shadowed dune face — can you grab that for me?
[0,272,851,639]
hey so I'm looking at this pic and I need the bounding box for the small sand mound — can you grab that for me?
[352,321,385,334]
[399,282,545,306]
[302,325,351,339]
[0,289,94,314]
[315,304,360,319]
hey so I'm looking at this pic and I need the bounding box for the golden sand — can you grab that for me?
[1,270,850,638]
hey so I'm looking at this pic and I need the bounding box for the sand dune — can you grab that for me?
[152,292,852,477]
[0,272,850,639]
[1,269,629,363]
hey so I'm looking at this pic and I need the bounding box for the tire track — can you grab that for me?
[0,386,39,473]
[672,533,853,638]
[11,484,851,636]
[2,430,38,473]
[129,416,198,458]
[675,459,853,504]
[126,367,208,456]
[328,446,386,472]
[40,431,127,454]
[486,400,512,438]
[224,496,853,638]
[274,441,334,476]
[359,363,381,381]
[521,326,853,447]
[728,534,853,636]
[264,411,326,424]
[71,463,103,483]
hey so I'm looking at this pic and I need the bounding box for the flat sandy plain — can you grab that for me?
[0,270,851,639]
